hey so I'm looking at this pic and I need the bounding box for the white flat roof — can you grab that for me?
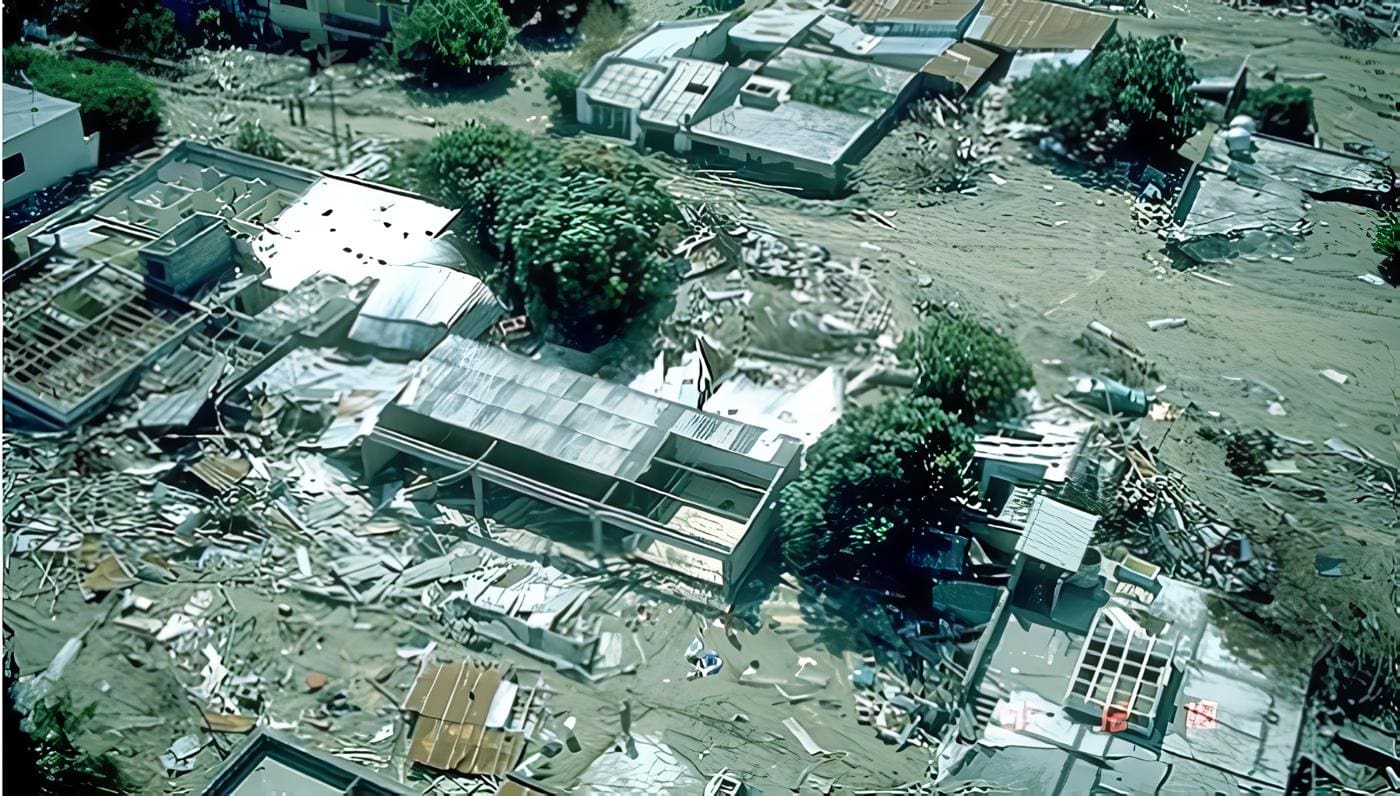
[252,175,462,292]
[3,83,81,143]
[1016,496,1098,571]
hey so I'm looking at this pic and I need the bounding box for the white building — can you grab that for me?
[3,84,100,206]
[262,0,404,43]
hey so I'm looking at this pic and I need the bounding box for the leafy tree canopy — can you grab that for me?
[897,311,1033,423]
[779,396,975,580]
[493,140,679,348]
[416,128,679,349]
[3,47,161,155]
[1009,34,1208,161]
[393,0,512,74]
[415,119,534,215]
[1239,83,1314,143]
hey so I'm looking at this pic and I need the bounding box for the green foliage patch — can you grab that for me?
[897,311,1033,423]
[779,396,975,579]
[231,120,285,161]
[1008,34,1207,162]
[3,46,161,155]
[393,0,512,75]
[416,124,679,349]
[1239,83,1314,142]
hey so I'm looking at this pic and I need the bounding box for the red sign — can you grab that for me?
[1101,703,1130,733]
[1185,700,1218,730]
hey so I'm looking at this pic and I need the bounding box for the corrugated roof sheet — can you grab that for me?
[392,336,790,482]
[1015,495,1098,570]
[966,0,1113,52]
[921,41,1001,92]
[847,0,983,23]
[402,661,523,776]
[348,264,502,355]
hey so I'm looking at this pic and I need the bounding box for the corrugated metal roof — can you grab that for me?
[393,337,792,482]
[847,0,983,23]
[402,661,523,776]
[966,0,1113,52]
[921,41,1001,92]
[1016,495,1098,570]
[348,264,502,355]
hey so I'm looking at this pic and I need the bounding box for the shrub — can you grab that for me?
[1239,83,1314,142]
[119,4,182,60]
[1372,211,1398,260]
[790,60,888,115]
[1009,34,1207,161]
[779,396,974,579]
[3,47,161,154]
[231,120,284,161]
[539,66,580,119]
[897,311,1033,423]
[392,0,512,74]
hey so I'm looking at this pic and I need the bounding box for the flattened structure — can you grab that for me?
[366,336,801,592]
[1015,496,1098,571]
[3,259,207,428]
[403,660,525,776]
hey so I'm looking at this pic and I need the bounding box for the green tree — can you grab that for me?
[1372,211,1398,261]
[231,121,285,161]
[1009,34,1207,161]
[416,129,679,349]
[415,119,535,242]
[494,141,679,348]
[119,3,182,60]
[4,47,161,155]
[779,396,974,578]
[502,188,670,346]
[1239,83,1314,142]
[539,66,581,119]
[392,0,512,75]
[897,311,1033,423]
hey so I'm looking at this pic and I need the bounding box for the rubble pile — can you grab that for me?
[854,97,1002,198]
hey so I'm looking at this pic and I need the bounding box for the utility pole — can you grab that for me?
[302,34,347,165]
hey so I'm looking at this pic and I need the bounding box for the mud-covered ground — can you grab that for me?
[6,0,1398,790]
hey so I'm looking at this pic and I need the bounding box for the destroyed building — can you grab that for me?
[1172,119,1396,263]
[3,141,503,430]
[364,335,804,596]
[3,83,101,207]
[940,538,1310,793]
[574,1,1115,190]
